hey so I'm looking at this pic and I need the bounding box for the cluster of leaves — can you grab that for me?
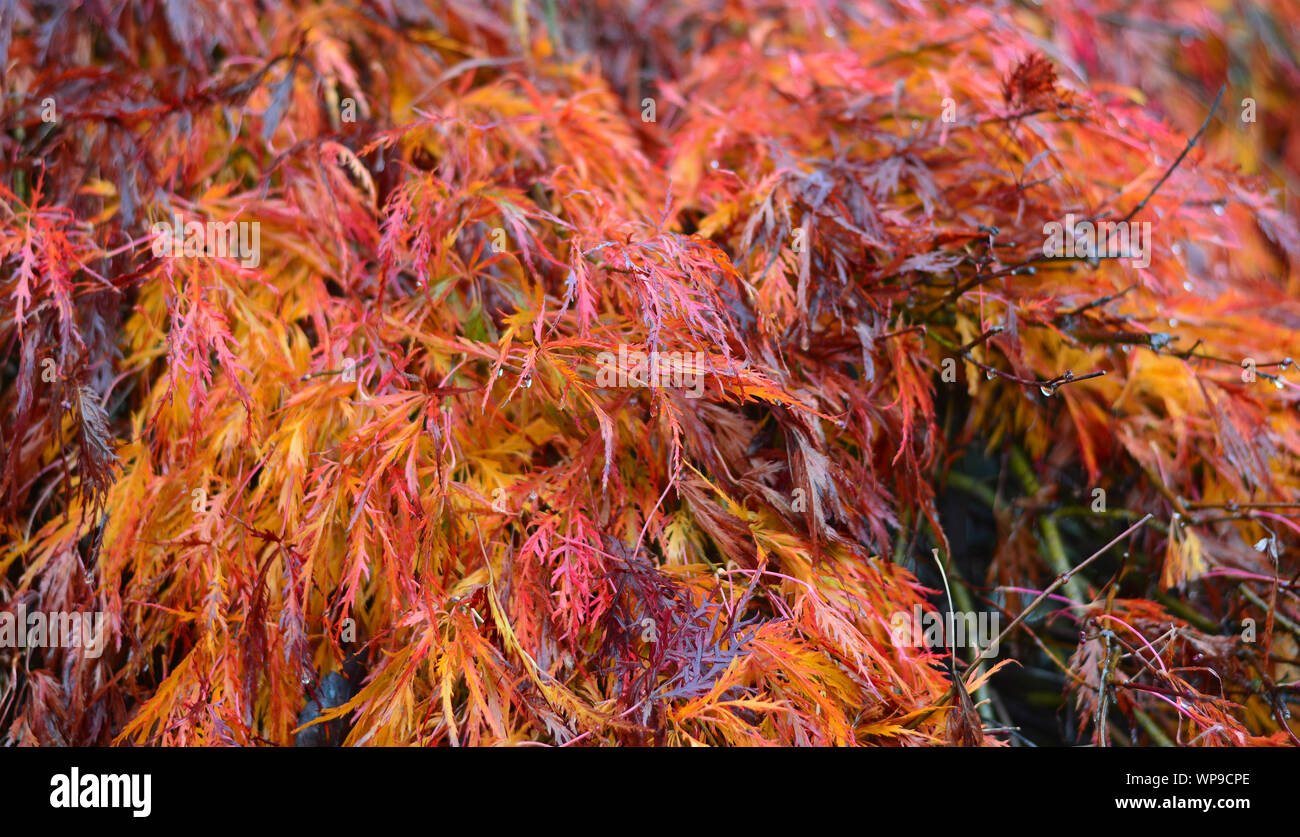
[0,0,1297,746]
[1018,0,1300,187]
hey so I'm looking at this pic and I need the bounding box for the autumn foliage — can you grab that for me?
[2,1,1299,746]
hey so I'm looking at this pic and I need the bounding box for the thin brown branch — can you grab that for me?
[1119,84,1226,224]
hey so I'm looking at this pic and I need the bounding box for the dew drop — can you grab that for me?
[521,374,533,388]
[1182,281,1192,291]
[1213,203,1226,216]
[1169,318,1179,327]
[1172,243,1182,255]
[1040,384,1057,397]
[1274,377,1285,390]
[985,370,996,380]
[709,159,720,170]
[910,120,919,129]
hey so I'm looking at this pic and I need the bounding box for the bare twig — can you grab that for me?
[1119,84,1226,225]
[975,514,1154,660]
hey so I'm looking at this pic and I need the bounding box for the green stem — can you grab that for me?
[1239,584,1300,636]
[1133,708,1175,747]
[946,469,999,509]
[1009,446,1087,603]
[1154,591,1220,633]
